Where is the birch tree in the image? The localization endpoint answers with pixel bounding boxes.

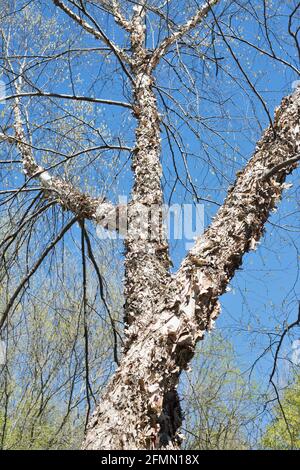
[0,0,299,450]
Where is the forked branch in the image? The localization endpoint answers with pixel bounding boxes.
[149,0,220,69]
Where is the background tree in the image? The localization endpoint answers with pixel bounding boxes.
[183,332,261,450]
[262,374,300,450]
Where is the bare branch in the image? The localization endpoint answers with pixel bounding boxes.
[12,89,118,225]
[105,0,132,31]
[5,91,132,109]
[269,302,300,385]
[53,0,132,76]
[149,0,220,69]
[82,226,121,365]
[0,216,78,332]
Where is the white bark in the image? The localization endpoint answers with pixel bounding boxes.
[123,6,171,348]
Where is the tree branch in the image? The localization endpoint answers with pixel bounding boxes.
[99,0,132,32]
[175,87,300,336]
[0,216,78,331]
[12,89,119,226]
[83,43,300,457]
[149,0,220,69]
[5,91,132,109]
[53,0,132,77]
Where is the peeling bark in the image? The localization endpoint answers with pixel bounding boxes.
[82,85,300,450]
[123,5,171,348]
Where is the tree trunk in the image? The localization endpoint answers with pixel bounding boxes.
[82,86,300,449]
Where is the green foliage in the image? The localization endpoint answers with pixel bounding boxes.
[0,405,82,450]
[0,241,122,450]
[261,376,300,450]
[183,333,260,450]
[184,332,259,450]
